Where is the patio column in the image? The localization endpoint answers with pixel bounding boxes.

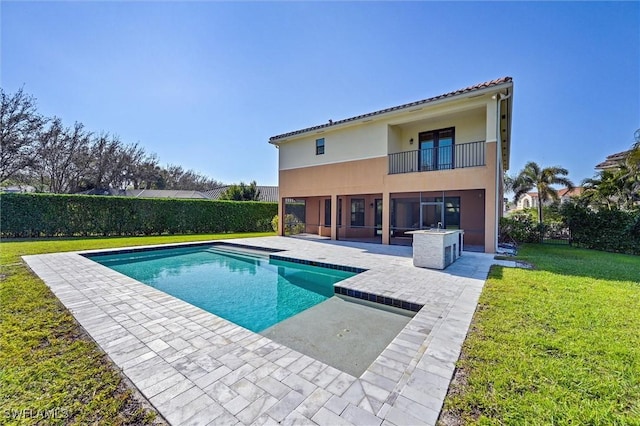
[278,198,285,236]
[484,141,498,253]
[330,194,338,240]
[382,191,390,245]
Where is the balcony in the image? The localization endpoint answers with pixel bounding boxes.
[388,140,485,175]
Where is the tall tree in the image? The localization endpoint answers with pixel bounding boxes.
[83,132,124,190]
[512,161,574,224]
[581,170,622,211]
[0,87,45,183]
[154,164,221,191]
[1,87,223,192]
[220,181,261,201]
[134,155,164,190]
[35,119,92,193]
[116,142,149,190]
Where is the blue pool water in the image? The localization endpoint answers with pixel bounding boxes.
[89,245,357,332]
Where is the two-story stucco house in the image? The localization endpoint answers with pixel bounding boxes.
[269,77,513,253]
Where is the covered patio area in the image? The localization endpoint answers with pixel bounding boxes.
[282,189,486,252]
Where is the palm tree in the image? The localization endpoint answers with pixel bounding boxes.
[581,170,621,210]
[622,137,640,205]
[580,130,640,211]
[512,161,574,224]
[503,172,515,194]
[629,129,640,171]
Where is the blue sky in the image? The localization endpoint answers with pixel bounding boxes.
[2,1,638,187]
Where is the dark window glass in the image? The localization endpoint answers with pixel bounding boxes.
[350,199,365,226]
[324,199,331,226]
[375,199,383,236]
[436,197,461,229]
[316,138,325,155]
[419,127,454,170]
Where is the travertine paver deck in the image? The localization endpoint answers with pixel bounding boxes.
[23,236,514,425]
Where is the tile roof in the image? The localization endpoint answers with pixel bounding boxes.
[557,187,583,197]
[523,187,582,199]
[204,185,278,202]
[76,187,279,202]
[595,149,631,170]
[125,189,210,199]
[269,77,513,142]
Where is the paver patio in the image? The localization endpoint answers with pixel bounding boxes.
[23,236,513,425]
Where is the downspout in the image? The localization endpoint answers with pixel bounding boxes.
[495,90,511,252]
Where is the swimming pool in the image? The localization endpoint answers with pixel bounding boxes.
[88,244,359,332]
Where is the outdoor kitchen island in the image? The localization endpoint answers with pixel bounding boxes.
[407,229,464,270]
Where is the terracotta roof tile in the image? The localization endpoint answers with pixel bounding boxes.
[595,149,631,169]
[524,187,583,199]
[269,77,513,142]
[557,187,583,197]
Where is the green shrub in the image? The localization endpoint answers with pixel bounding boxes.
[282,213,305,235]
[502,203,640,255]
[271,215,279,233]
[0,193,277,238]
[560,202,640,255]
[500,214,542,244]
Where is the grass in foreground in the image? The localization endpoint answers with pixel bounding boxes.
[0,232,274,425]
[441,244,640,425]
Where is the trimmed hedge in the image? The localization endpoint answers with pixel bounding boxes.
[502,203,640,255]
[560,203,640,255]
[0,193,277,238]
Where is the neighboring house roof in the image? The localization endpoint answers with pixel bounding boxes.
[204,185,279,202]
[0,185,36,193]
[126,189,209,199]
[269,77,513,142]
[76,186,279,201]
[78,188,127,196]
[557,187,583,197]
[77,188,207,198]
[518,187,582,203]
[595,150,631,170]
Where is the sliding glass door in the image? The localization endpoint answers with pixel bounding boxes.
[419,127,454,171]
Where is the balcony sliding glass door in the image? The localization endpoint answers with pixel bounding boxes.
[419,127,454,171]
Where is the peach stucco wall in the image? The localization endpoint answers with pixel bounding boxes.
[278,142,499,252]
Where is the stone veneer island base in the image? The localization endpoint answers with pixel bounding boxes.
[407,229,464,269]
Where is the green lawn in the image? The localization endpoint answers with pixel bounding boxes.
[441,244,640,425]
[4,235,639,425]
[0,232,274,425]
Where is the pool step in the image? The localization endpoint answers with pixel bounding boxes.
[205,246,270,261]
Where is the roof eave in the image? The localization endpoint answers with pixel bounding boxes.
[501,84,514,171]
[269,78,514,145]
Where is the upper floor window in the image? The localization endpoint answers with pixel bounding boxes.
[316,138,325,155]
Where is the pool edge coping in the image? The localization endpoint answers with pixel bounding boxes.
[22,236,500,425]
